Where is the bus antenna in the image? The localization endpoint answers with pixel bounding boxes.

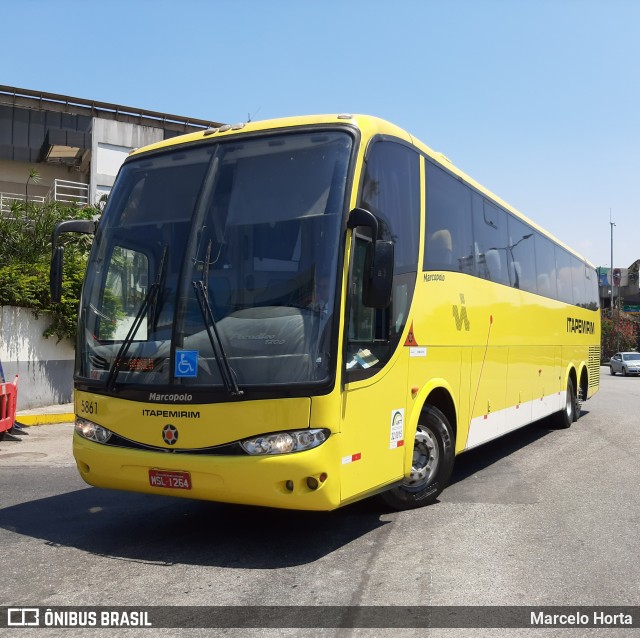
[247,107,261,123]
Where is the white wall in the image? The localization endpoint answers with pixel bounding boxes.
[90,118,164,206]
[0,158,86,199]
[0,306,75,409]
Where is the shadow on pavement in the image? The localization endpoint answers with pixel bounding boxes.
[0,483,388,569]
[449,410,590,487]
[0,411,592,564]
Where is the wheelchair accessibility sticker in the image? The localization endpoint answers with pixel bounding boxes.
[175,351,198,378]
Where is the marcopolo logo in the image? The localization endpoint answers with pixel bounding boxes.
[148,393,193,402]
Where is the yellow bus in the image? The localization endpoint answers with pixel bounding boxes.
[51,114,600,511]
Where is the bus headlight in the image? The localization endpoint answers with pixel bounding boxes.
[240,429,330,456]
[75,416,113,444]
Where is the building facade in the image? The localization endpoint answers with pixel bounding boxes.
[0,85,223,408]
[0,85,221,211]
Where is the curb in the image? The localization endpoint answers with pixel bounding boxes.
[16,413,75,426]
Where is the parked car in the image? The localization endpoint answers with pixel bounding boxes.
[609,352,640,376]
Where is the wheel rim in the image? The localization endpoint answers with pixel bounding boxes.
[403,427,440,488]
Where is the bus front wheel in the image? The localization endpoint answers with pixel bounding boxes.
[381,405,455,510]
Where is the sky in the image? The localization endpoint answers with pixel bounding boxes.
[2,0,638,268]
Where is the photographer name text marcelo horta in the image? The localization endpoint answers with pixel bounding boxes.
[531,610,633,627]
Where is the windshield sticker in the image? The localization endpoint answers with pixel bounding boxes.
[348,349,379,369]
[390,409,405,449]
[174,351,198,378]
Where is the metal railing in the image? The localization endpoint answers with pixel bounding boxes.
[46,179,89,205]
[0,192,45,214]
[0,179,89,215]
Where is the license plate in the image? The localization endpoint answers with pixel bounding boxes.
[148,469,192,490]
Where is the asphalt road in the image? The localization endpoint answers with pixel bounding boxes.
[1,366,638,637]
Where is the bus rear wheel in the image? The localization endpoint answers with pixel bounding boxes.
[554,377,577,429]
[381,405,455,510]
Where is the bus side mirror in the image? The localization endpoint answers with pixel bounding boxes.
[50,246,64,303]
[348,208,394,309]
[49,218,98,303]
[363,240,394,308]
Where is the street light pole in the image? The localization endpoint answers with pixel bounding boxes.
[610,211,615,317]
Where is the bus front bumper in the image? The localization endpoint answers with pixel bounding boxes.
[73,432,343,511]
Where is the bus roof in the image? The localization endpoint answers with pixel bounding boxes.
[128,113,594,268]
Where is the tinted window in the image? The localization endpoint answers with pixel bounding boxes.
[534,234,558,299]
[419,157,598,311]
[570,256,588,308]
[507,215,536,292]
[555,246,573,304]
[424,162,474,274]
[362,141,419,271]
[347,141,420,380]
[585,264,599,309]
[473,195,510,285]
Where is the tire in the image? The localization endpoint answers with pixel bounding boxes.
[554,377,576,429]
[623,367,628,377]
[610,366,616,376]
[381,405,455,510]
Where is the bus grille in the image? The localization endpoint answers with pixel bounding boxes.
[588,346,600,388]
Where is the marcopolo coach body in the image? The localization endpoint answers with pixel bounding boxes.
[51,113,600,511]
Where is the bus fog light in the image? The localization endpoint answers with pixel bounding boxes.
[240,429,331,456]
[307,477,319,490]
[75,416,113,444]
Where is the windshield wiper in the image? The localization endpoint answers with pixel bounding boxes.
[192,241,243,397]
[105,246,168,390]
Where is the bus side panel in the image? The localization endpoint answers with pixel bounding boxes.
[456,347,472,454]
[405,346,465,455]
[530,346,563,422]
[339,356,409,502]
[465,346,508,449]
[504,345,534,433]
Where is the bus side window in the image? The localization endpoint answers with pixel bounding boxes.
[424,161,474,273]
[555,246,574,304]
[473,196,509,286]
[585,264,599,310]
[507,214,536,292]
[346,141,419,378]
[534,234,558,299]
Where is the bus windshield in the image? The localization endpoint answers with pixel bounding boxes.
[78,130,353,393]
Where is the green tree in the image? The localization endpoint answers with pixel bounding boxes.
[0,200,97,342]
[601,312,638,361]
[25,167,41,202]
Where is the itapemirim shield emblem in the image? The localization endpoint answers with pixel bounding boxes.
[162,424,179,445]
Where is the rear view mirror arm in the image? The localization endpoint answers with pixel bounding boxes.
[49,218,98,303]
